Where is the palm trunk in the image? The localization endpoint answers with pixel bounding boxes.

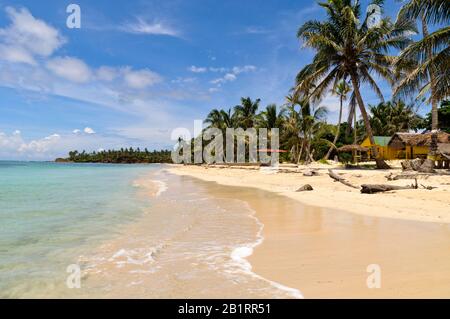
[422,16,438,165]
[354,107,357,144]
[422,17,438,133]
[324,95,343,160]
[350,74,390,169]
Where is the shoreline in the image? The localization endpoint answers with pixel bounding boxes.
[167,163,450,224]
[167,164,450,298]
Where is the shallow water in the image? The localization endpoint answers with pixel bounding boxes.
[0,162,155,298]
[0,162,299,298]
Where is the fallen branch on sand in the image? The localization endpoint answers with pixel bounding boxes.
[328,169,359,189]
[361,184,416,194]
[361,179,420,194]
[385,172,430,181]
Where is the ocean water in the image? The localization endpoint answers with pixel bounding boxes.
[0,161,156,298]
[0,162,301,298]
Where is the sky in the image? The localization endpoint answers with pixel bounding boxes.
[0,0,423,160]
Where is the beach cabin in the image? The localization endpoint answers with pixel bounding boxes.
[388,132,450,160]
[360,136,393,160]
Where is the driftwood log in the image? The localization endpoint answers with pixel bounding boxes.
[361,179,418,194]
[401,159,436,173]
[328,169,359,189]
[385,173,430,181]
[361,184,414,194]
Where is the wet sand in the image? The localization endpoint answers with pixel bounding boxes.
[170,165,450,298]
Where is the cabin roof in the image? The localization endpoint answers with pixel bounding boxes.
[371,136,392,147]
[388,132,450,147]
[338,144,369,152]
[438,143,450,155]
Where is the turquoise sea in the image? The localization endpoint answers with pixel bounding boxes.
[0,161,155,297]
[0,161,303,299]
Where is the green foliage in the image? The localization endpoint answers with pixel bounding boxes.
[65,149,172,164]
[369,100,424,136]
[423,100,450,133]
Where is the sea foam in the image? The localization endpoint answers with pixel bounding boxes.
[229,201,304,299]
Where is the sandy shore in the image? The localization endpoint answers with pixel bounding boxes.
[168,163,450,298]
[168,162,450,223]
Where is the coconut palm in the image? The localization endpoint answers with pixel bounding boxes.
[394,0,450,131]
[205,109,224,129]
[324,80,351,160]
[205,108,235,130]
[233,97,261,129]
[369,100,423,135]
[257,104,285,129]
[295,0,415,168]
[282,94,304,162]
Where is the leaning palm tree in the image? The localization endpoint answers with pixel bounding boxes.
[295,0,415,168]
[394,0,450,132]
[324,80,351,160]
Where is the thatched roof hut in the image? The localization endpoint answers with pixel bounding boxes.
[438,143,450,155]
[388,132,450,149]
[337,144,369,152]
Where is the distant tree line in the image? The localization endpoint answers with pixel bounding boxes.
[58,148,173,164]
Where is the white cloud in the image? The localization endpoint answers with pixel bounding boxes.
[171,77,197,84]
[0,130,134,160]
[232,65,256,74]
[96,66,119,82]
[84,127,96,134]
[0,130,61,155]
[123,68,162,89]
[46,56,92,83]
[0,44,36,65]
[188,66,207,73]
[73,129,81,134]
[0,7,65,63]
[121,17,179,37]
[243,26,270,35]
[211,73,237,85]
[209,65,256,87]
[209,67,228,73]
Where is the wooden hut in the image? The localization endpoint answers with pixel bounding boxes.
[337,144,369,163]
[360,136,393,160]
[388,132,450,160]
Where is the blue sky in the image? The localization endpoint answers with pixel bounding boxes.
[0,0,423,160]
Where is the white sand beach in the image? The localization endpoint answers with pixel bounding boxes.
[168,163,450,298]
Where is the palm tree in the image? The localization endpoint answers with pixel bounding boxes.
[234,97,261,129]
[295,0,415,168]
[369,100,423,135]
[301,102,328,163]
[282,94,304,162]
[205,109,223,129]
[324,80,351,160]
[394,0,450,132]
[257,104,285,129]
[205,108,235,130]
